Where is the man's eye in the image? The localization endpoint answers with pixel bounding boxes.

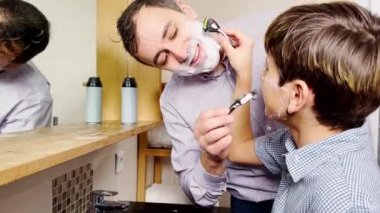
[166,24,177,40]
[157,52,168,66]
[170,28,177,40]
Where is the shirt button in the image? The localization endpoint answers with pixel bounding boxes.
[266,125,272,132]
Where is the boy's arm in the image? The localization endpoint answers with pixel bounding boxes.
[228,80,262,165]
[228,68,262,165]
[218,30,262,165]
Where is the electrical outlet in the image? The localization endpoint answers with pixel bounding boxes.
[115,150,125,174]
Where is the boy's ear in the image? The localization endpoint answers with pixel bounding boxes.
[175,0,197,19]
[286,80,311,115]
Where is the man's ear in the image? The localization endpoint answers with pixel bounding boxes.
[175,0,197,19]
[286,80,311,115]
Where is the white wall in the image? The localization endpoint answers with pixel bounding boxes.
[25,0,97,125]
[368,109,379,158]
[354,0,379,159]
[368,0,380,160]
[189,0,294,23]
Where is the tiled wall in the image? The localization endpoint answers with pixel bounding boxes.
[52,164,93,213]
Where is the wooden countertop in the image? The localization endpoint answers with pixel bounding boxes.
[0,121,161,187]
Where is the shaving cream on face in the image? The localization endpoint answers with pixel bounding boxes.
[261,77,291,121]
[175,21,221,76]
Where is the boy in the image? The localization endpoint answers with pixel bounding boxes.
[195,1,380,212]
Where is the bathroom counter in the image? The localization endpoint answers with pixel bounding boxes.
[0,121,161,187]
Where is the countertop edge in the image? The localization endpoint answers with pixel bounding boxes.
[0,121,162,187]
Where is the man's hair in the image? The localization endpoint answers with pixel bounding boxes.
[117,0,181,61]
[0,0,50,64]
[265,2,380,130]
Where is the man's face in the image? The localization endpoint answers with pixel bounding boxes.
[134,6,221,76]
[0,49,17,70]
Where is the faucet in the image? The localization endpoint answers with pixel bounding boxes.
[89,190,129,213]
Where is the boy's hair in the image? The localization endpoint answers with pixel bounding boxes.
[0,0,50,64]
[265,1,380,130]
[117,0,181,60]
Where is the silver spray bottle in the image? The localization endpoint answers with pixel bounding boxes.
[85,77,102,123]
[121,76,137,123]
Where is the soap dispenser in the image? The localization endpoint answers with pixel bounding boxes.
[121,76,137,123]
[85,77,102,123]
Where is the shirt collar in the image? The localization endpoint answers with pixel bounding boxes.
[197,58,235,81]
[284,124,369,182]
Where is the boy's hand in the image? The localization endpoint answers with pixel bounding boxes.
[218,30,254,81]
[194,108,233,162]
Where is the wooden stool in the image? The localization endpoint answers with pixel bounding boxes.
[137,132,171,201]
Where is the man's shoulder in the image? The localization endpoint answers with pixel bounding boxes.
[22,62,48,86]
[3,62,50,99]
[21,61,46,77]
[7,61,46,80]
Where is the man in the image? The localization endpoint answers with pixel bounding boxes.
[0,0,52,133]
[117,0,282,212]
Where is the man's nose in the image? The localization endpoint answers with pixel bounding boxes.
[167,43,188,63]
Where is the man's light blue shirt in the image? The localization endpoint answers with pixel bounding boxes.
[0,62,52,133]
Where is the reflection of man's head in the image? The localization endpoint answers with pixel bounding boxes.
[117,0,221,76]
[0,0,50,70]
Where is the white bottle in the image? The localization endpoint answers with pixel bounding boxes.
[85,77,102,123]
[121,76,137,123]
